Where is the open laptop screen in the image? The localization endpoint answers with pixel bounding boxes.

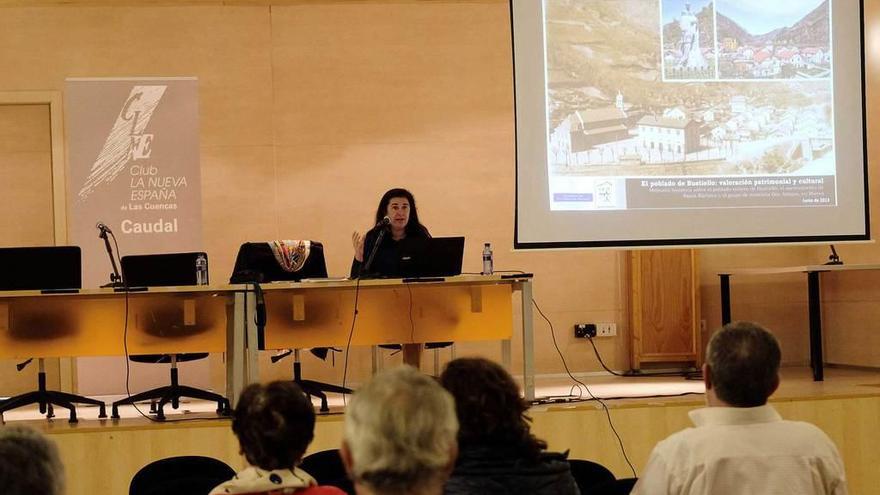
[0,246,81,291]
[121,252,206,287]
[397,236,465,278]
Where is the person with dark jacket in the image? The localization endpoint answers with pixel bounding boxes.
[350,187,432,366]
[350,187,431,278]
[439,358,581,495]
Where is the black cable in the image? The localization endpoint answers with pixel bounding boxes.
[595,391,702,401]
[531,391,703,404]
[587,336,626,377]
[532,298,587,399]
[341,277,362,406]
[111,231,158,423]
[532,298,637,478]
[587,335,697,378]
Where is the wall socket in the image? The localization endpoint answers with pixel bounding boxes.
[574,323,597,338]
[596,322,617,337]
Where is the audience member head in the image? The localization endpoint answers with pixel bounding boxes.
[0,425,64,495]
[342,366,458,495]
[704,321,782,407]
[232,381,316,470]
[440,357,546,460]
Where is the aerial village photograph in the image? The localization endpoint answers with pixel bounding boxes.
[716,0,831,80]
[544,0,835,182]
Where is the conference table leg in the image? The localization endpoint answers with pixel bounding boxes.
[245,290,260,386]
[501,339,512,371]
[807,271,824,382]
[226,292,248,407]
[720,274,731,325]
[520,279,535,401]
[402,344,422,367]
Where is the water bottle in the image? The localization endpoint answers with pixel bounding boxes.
[481,243,493,275]
[195,254,208,285]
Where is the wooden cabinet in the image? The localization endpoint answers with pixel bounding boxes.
[629,249,701,370]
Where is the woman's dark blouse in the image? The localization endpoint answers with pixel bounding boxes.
[350,226,430,278]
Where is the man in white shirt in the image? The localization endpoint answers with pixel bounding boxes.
[632,321,847,495]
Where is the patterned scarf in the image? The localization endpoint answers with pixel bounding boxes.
[269,240,311,273]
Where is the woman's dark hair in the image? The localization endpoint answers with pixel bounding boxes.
[440,358,546,460]
[232,381,316,471]
[373,188,429,237]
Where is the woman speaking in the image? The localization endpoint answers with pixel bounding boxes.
[351,188,432,366]
[350,188,431,278]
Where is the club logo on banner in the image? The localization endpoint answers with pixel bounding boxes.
[65,78,202,288]
[78,85,167,201]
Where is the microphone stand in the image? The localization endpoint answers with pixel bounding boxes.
[360,228,388,279]
[825,244,843,265]
[99,228,124,288]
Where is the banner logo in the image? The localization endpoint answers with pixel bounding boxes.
[78,85,167,200]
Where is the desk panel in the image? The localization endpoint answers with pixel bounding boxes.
[0,290,233,358]
[262,283,513,348]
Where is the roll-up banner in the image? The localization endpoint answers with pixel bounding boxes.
[65,77,202,288]
[65,77,204,395]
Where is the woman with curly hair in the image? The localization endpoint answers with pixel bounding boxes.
[210,381,345,495]
[439,358,580,495]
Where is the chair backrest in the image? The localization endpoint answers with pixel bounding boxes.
[589,477,637,495]
[299,449,355,495]
[0,246,81,290]
[122,252,207,287]
[230,241,328,283]
[568,459,616,494]
[129,455,235,495]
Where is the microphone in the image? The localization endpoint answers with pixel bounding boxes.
[376,216,391,228]
[96,222,112,236]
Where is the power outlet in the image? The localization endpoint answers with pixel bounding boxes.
[596,322,617,337]
[574,323,597,338]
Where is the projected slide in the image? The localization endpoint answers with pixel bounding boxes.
[545,0,835,212]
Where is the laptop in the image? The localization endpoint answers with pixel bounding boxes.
[0,246,82,291]
[397,236,465,278]
[121,252,206,287]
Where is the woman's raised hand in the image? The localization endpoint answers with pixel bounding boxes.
[352,231,365,262]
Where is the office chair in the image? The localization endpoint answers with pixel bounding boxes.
[0,246,107,423]
[372,342,455,375]
[568,459,617,494]
[129,455,235,495]
[300,449,356,495]
[270,347,350,413]
[110,252,231,420]
[231,241,353,412]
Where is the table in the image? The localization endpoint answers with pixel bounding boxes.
[0,285,247,402]
[0,275,537,408]
[239,274,537,400]
[718,264,880,381]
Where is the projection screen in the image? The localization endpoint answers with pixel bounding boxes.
[512,0,868,248]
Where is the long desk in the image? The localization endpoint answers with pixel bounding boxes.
[0,275,536,411]
[0,285,248,404]
[240,275,537,401]
[718,264,880,382]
